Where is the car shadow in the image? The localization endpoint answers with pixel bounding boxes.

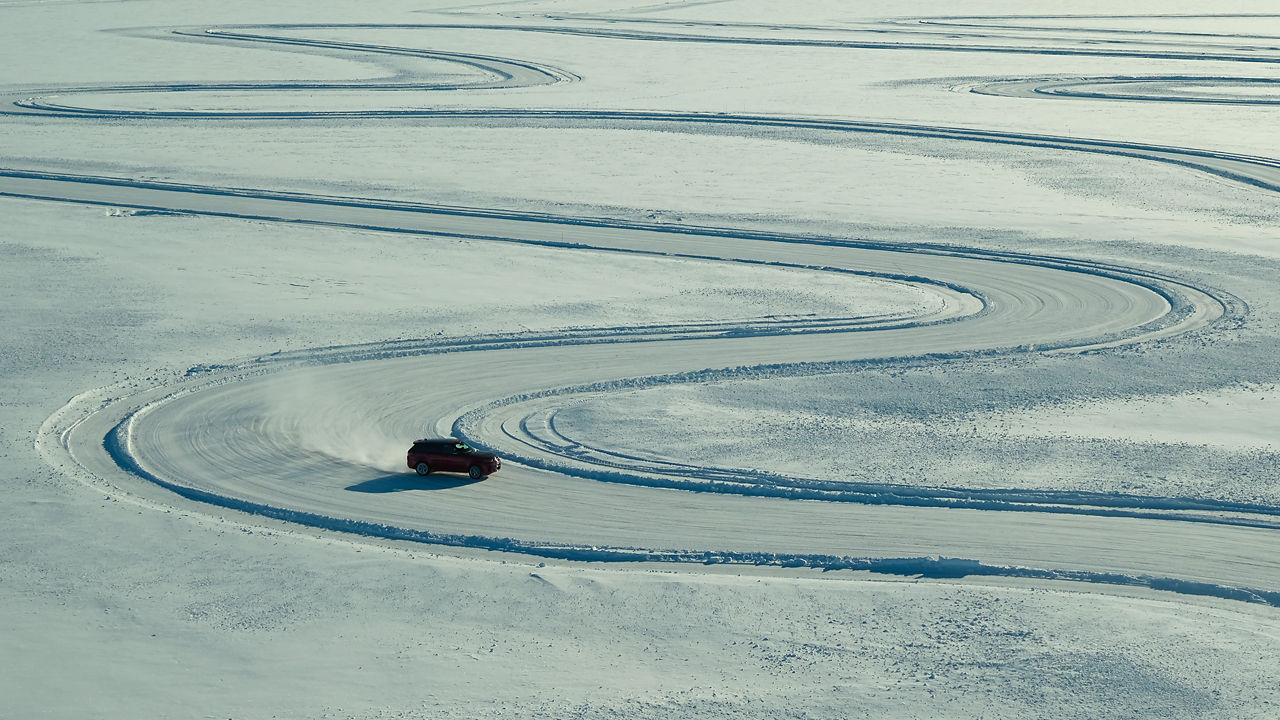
[345,473,484,493]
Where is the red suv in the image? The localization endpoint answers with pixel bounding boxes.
[407,438,501,480]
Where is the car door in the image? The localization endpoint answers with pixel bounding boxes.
[431,443,459,472]
[448,444,471,472]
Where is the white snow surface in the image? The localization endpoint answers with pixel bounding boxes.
[4,1,1280,718]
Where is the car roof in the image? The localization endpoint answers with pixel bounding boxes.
[413,438,460,444]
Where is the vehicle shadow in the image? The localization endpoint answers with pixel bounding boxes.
[345,473,484,493]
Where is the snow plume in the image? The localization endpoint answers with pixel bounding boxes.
[259,369,409,474]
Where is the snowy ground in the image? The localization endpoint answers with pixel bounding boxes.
[4,1,1280,718]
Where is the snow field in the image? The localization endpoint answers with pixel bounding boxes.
[546,362,1280,505]
[6,492,1280,719]
[4,0,1280,717]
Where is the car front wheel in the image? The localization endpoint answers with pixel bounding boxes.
[468,465,483,480]
[415,462,431,476]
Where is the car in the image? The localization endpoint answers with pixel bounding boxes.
[407,438,501,480]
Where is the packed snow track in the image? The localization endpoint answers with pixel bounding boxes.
[22,167,1269,605]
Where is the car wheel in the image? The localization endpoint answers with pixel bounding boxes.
[468,465,483,480]
[415,462,431,476]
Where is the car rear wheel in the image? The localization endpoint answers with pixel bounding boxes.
[415,462,431,476]
[468,465,483,480]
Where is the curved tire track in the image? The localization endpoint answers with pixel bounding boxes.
[10,19,1280,121]
[969,76,1280,106]
[2,25,575,118]
[12,167,1259,606]
[501,15,1280,63]
[472,385,1280,525]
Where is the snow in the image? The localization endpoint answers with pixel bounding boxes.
[540,365,1280,505]
[4,0,1280,717]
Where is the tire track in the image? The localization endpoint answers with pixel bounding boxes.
[968,76,1280,106]
[13,166,1245,602]
[1,25,575,119]
[7,103,1280,196]
[475,387,1280,527]
[9,19,1280,121]
[504,15,1280,63]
